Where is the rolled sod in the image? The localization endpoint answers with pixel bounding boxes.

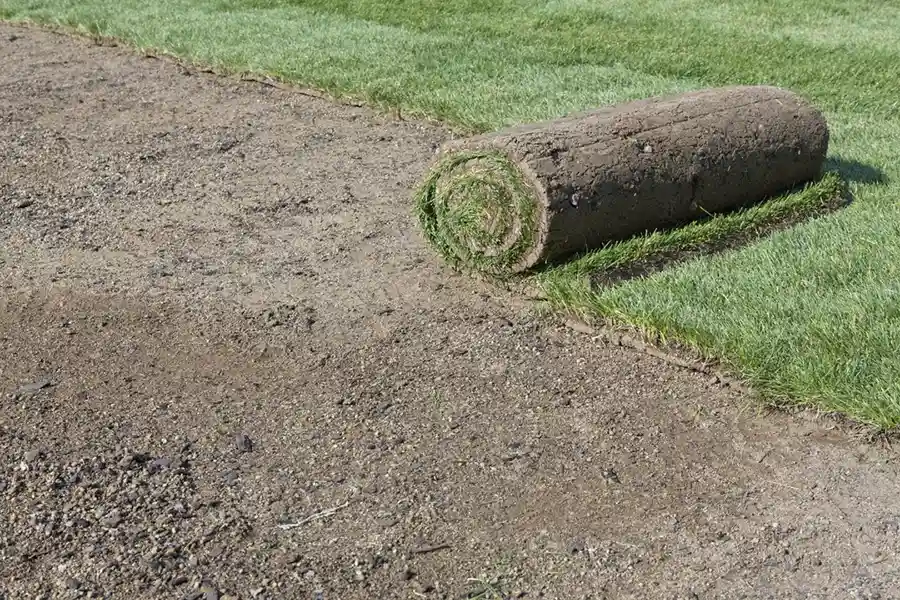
[414,85,830,276]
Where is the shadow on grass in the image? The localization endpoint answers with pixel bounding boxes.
[825,155,889,186]
[584,175,853,289]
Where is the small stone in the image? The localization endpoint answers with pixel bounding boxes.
[101,510,122,528]
[601,468,620,484]
[8,34,18,42]
[172,575,188,586]
[14,199,34,209]
[24,449,42,462]
[187,556,199,568]
[217,137,239,153]
[65,577,81,590]
[223,470,239,485]
[16,379,53,395]
[200,581,219,600]
[234,433,253,453]
[250,588,265,597]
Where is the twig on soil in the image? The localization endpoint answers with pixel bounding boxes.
[277,502,350,530]
[411,543,451,555]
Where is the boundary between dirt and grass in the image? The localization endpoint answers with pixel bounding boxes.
[2,9,897,433]
[0,18,859,410]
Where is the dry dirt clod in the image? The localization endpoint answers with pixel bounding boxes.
[148,457,172,472]
[65,577,81,590]
[101,509,122,528]
[234,433,253,453]
[16,378,53,395]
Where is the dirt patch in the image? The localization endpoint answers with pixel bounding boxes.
[2,24,900,600]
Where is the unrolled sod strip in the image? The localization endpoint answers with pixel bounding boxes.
[414,85,830,276]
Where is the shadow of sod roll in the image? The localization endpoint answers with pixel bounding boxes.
[414,85,830,278]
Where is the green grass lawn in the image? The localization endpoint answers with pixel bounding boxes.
[2,0,899,428]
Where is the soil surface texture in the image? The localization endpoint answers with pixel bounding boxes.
[2,24,899,600]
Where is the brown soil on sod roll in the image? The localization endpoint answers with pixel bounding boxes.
[418,85,829,274]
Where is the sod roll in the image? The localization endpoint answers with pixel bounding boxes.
[415,85,829,275]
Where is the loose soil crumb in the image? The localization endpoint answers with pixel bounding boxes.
[2,24,900,600]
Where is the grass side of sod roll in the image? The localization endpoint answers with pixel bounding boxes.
[415,150,540,277]
[2,0,899,428]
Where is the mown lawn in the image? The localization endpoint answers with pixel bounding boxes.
[2,0,899,428]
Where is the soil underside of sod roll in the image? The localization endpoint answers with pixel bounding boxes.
[415,85,830,276]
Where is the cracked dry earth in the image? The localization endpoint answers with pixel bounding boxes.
[2,23,900,600]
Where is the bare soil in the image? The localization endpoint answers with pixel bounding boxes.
[2,23,900,600]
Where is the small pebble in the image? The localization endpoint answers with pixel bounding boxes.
[200,581,219,600]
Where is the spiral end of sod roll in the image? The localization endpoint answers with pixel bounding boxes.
[414,150,547,278]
